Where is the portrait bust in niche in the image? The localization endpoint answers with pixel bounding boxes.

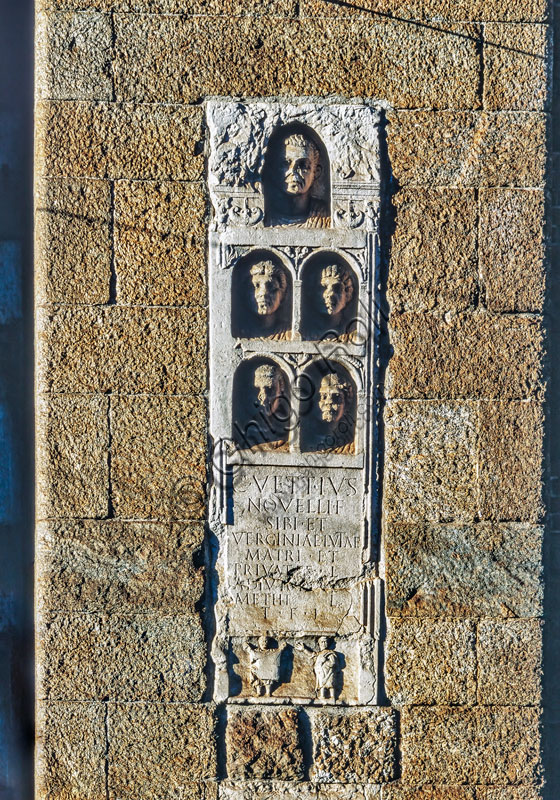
[264,125,330,228]
[232,254,292,340]
[301,364,355,454]
[233,360,290,451]
[301,255,358,341]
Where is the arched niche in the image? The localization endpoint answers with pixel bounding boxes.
[232,357,292,451]
[299,360,356,454]
[231,250,292,340]
[262,122,331,228]
[300,252,359,341]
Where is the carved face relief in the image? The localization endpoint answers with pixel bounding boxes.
[258,635,270,650]
[254,364,286,418]
[320,264,353,316]
[278,134,322,199]
[250,261,287,316]
[318,636,330,651]
[319,373,350,425]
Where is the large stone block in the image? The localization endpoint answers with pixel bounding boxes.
[36,101,205,180]
[219,782,381,799]
[385,618,476,705]
[387,313,544,400]
[301,0,548,21]
[479,189,545,312]
[401,706,541,785]
[484,24,551,111]
[478,401,544,522]
[36,701,106,800]
[35,177,111,305]
[384,401,477,523]
[38,612,206,701]
[36,394,109,519]
[475,789,542,800]
[111,395,206,520]
[226,707,304,781]
[37,519,204,613]
[113,16,480,109]
[389,189,477,312]
[38,305,207,394]
[36,11,113,101]
[477,620,542,705]
[385,522,543,618]
[383,787,475,800]
[108,703,216,797]
[114,180,207,306]
[310,707,397,783]
[41,0,296,12]
[387,111,546,188]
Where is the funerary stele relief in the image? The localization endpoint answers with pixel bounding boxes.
[208,100,383,705]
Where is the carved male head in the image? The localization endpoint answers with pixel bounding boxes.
[277,133,322,199]
[250,260,288,316]
[318,636,330,651]
[254,364,286,418]
[318,372,352,425]
[320,263,354,316]
[258,635,270,650]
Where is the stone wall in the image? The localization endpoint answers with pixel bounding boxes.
[35,1,549,798]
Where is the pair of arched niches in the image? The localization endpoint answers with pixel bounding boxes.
[208,107,380,463]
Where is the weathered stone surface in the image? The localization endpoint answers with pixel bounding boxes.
[479,189,545,312]
[37,520,204,613]
[35,177,111,305]
[114,180,207,306]
[388,189,477,312]
[385,522,543,618]
[226,707,304,781]
[108,703,216,796]
[301,0,548,21]
[401,706,541,785]
[477,620,542,705]
[111,395,206,520]
[36,394,109,519]
[36,12,113,101]
[386,618,476,705]
[311,708,397,783]
[478,401,544,522]
[39,612,206,701]
[37,701,106,800]
[38,305,207,394]
[388,111,546,187]
[113,16,480,109]
[484,24,550,111]
[384,787,475,800]
[41,0,296,12]
[219,783,381,799]
[37,101,205,180]
[384,401,477,522]
[475,789,542,800]
[387,313,544,400]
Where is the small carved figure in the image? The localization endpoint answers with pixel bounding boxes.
[250,363,290,450]
[248,261,290,339]
[267,131,330,228]
[254,364,286,419]
[317,372,354,454]
[320,263,354,317]
[296,636,340,700]
[243,635,287,697]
